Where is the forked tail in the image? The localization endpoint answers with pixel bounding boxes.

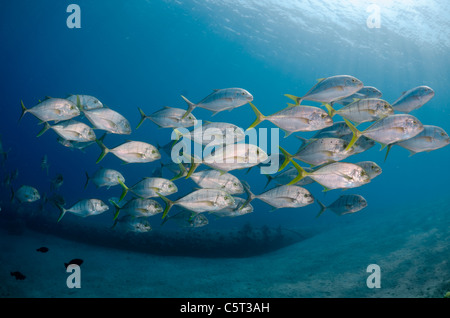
[180,95,197,120]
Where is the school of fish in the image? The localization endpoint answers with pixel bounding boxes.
[3,76,448,232]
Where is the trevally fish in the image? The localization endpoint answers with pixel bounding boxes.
[316,194,368,217]
[48,193,66,207]
[95,139,160,164]
[212,197,254,218]
[113,215,152,232]
[278,138,353,170]
[180,88,253,119]
[288,160,371,191]
[312,121,352,139]
[158,188,235,219]
[285,75,364,106]
[241,182,314,211]
[340,134,375,154]
[344,114,424,151]
[335,86,383,106]
[264,166,314,189]
[37,119,96,142]
[50,173,64,191]
[11,185,40,203]
[173,122,245,146]
[84,107,131,135]
[66,94,103,111]
[384,125,450,160]
[391,86,435,113]
[189,169,244,195]
[19,98,80,123]
[324,98,394,125]
[118,177,177,202]
[56,198,109,222]
[247,102,333,137]
[183,143,269,177]
[355,161,382,180]
[85,168,125,189]
[110,197,163,220]
[57,132,105,152]
[57,138,93,151]
[137,106,197,129]
[161,210,209,228]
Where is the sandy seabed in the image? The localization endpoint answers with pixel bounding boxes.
[1,197,449,298]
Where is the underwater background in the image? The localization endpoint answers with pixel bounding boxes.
[1,0,449,298]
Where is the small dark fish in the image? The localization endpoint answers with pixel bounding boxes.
[36,247,49,253]
[64,258,83,269]
[11,271,26,280]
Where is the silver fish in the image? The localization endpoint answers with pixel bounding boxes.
[285,75,364,105]
[158,188,235,218]
[392,86,435,113]
[11,185,40,203]
[325,98,394,125]
[56,198,109,222]
[278,138,353,170]
[118,177,177,202]
[96,139,160,164]
[50,173,64,191]
[317,194,368,217]
[190,169,244,195]
[344,114,424,151]
[289,161,371,191]
[66,95,103,111]
[247,102,333,137]
[38,119,96,142]
[57,137,95,152]
[19,98,80,123]
[85,168,125,189]
[355,161,382,180]
[385,125,450,159]
[340,134,375,155]
[137,106,197,129]
[184,143,269,177]
[242,182,314,210]
[84,107,131,135]
[110,197,163,220]
[173,122,245,146]
[113,215,152,232]
[335,86,382,106]
[181,88,253,119]
[213,197,254,218]
[312,121,352,139]
[161,210,209,228]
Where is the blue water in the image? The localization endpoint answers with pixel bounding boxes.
[1,1,449,298]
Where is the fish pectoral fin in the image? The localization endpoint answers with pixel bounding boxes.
[393,127,406,133]
[418,136,433,143]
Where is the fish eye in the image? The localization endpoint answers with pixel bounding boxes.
[152,150,156,154]
[441,132,446,136]
[321,113,327,118]
[352,78,356,82]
